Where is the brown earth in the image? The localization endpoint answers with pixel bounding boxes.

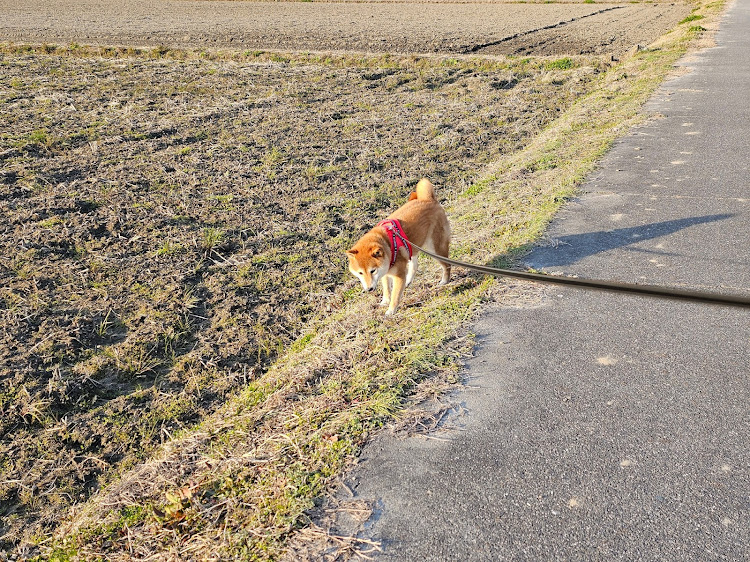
[0,0,691,56]
[1,48,611,555]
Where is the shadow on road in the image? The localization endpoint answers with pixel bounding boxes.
[528,214,733,267]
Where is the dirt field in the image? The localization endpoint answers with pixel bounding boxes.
[0,46,611,555]
[0,0,690,56]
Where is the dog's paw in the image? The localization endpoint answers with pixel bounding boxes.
[384,308,396,316]
[379,299,390,307]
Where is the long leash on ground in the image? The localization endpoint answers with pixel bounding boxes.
[408,242,750,309]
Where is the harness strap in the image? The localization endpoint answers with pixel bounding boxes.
[378,219,413,266]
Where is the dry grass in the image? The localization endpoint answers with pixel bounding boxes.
[0,45,604,557]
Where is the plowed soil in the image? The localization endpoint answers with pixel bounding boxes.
[0,0,694,557]
[1,47,612,554]
[1,0,691,56]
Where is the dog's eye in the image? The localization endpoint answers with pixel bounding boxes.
[370,269,376,274]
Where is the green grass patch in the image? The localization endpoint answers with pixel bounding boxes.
[680,14,705,24]
[545,57,574,70]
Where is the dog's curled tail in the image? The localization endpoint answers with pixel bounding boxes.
[409,178,435,202]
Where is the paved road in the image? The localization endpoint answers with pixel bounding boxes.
[340,0,750,559]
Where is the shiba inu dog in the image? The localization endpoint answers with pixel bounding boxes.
[346,178,451,315]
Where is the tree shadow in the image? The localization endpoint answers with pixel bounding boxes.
[527,214,733,268]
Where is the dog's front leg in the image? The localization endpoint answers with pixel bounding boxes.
[379,276,391,307]
[385,275,406,316]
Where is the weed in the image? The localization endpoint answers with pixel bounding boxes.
[151,45,171,58]
[39,216,63,228]
[155,240,185,257]
[200,227,225,255]
[95,309,116,339]
[545,57,574,71]
[19,129,52,149]
[679,14,705,24]
[112,345,162,379]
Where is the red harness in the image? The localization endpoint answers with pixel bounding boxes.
[378,219,413,267]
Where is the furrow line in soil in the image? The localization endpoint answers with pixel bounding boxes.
[464,5,625,53]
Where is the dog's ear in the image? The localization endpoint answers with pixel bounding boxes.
[372,248,383,258]
[346,248,358,255]
[408,192,418,201]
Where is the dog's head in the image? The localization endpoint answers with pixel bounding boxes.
[346,240,390,292]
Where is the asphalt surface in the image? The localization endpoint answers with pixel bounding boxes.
[340,1,750,559]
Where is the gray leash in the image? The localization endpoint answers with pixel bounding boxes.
[409,242,750,309]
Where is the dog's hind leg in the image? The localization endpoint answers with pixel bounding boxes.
[435,238,451,285]
[405,256,418,287]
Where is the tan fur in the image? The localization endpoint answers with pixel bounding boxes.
[346,178,451,315]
